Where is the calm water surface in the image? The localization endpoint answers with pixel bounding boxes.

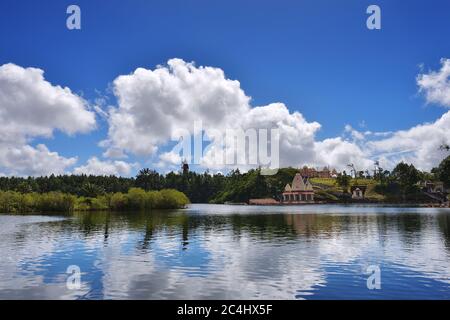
[0,204,449,300]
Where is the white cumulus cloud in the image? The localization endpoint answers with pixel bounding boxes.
[101,58,450,173]
[102,58,250,156]
[103,60,325,170]
[73,157,137,176]
[0,63,96,176]
[0,144,77,176]
[3,59,449,177]
[366,110,450,170]
[417,58,450,107]
[0,63,96,142]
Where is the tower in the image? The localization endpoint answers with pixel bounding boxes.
[181,159,189,175]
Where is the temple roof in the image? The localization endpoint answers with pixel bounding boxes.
[292,173,306,191]
[281,173,313,192]
[304,178,314,191]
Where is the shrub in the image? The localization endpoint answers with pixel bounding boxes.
[146,191,163,209]
[0,191,75,213]
[0,188,189,213]
[126,188,147,209]
[35,192,76,212]
[110,192,128,210]
[159,189,190,209]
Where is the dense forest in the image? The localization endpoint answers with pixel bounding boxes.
[0,156,449,205]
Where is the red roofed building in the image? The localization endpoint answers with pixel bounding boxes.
[299,166,338,178]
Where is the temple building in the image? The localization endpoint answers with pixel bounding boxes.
[282,173,315,203]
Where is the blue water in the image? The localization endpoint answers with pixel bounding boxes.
[0,204,449,299]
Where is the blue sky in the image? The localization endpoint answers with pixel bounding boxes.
[0,0,449,176]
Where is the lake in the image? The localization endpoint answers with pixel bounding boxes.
[0,204,449,300]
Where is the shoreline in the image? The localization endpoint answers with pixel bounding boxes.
[2,202,450,215]
[235,201,450,208]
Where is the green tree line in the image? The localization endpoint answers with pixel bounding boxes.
[0,155,449,206]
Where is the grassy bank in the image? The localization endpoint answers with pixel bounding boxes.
[0,188,189,213]
[310,178,386,202]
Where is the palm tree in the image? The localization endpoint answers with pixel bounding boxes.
[81,182,105,197]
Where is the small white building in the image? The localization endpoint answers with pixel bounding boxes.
[351,185,367,200]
